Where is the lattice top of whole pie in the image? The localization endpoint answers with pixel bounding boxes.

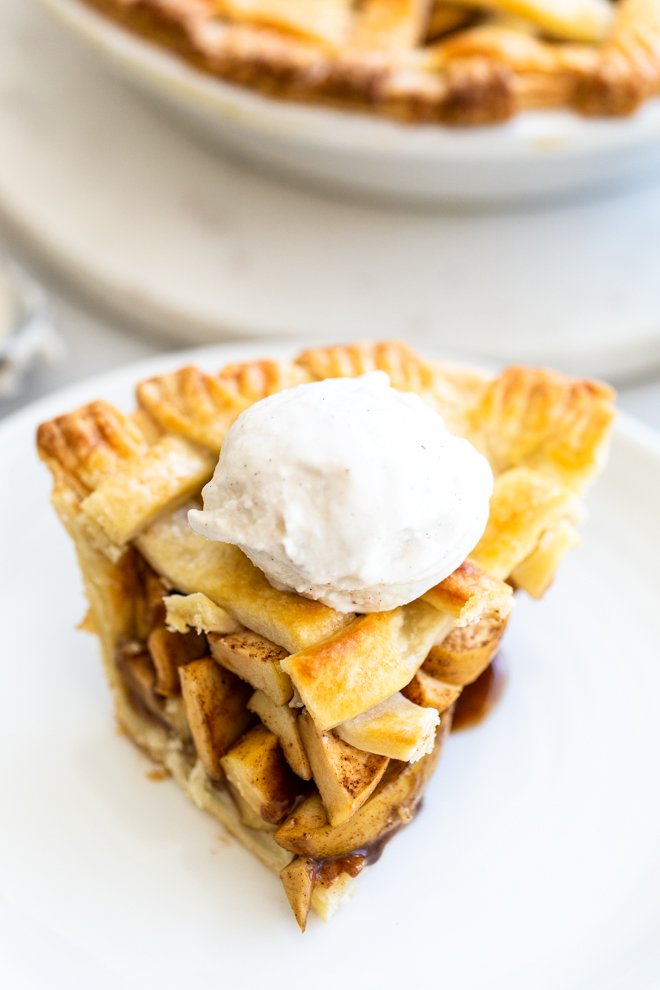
[83,0,660,122]
[37,340,615,738]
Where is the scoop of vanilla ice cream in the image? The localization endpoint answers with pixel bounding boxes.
[188,372,493,613]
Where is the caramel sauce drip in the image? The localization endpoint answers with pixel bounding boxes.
[312,853,367,886]
[452,655,507,732]
[311,817,411,886]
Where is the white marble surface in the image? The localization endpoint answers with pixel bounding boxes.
[3,0,660,381]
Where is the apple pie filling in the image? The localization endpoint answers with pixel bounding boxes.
[112,549,501,929]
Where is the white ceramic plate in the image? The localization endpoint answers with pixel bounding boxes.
[41,0,660,205]
[2,343,660,990]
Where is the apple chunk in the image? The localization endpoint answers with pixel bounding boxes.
[276,717,451,858]
[298,712,388,827]
[403,669,462,712]
[147,626,207,697]
[280,857,315,932]
[221,725,301,826]
[209,630,293,705]
[247,690,311,780]
[423,613,507,686]
[179,658,253,781]
[118,649,165,722]
[228,784,276,832]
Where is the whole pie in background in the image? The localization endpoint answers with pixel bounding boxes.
[76,0,660,123]
[36,341,615,930]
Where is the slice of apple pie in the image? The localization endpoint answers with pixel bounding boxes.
[37,341,614,930]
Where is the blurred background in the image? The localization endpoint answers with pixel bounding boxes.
[2,0,660,428]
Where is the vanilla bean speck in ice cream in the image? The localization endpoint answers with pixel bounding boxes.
[188,372,493,612]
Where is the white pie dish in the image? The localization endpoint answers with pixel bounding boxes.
[2,342,660,989]
[41,0,660,205]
